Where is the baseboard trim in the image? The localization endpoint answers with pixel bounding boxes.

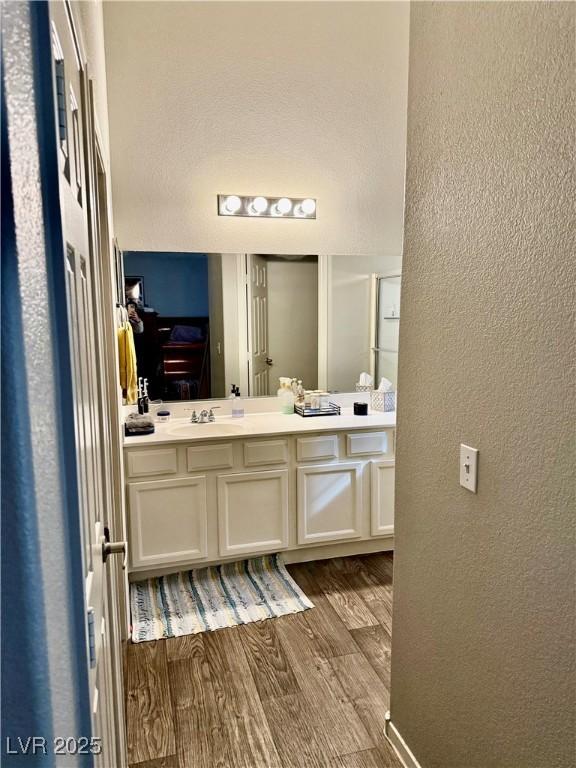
[129,537,394,581]
[385,713,423,768]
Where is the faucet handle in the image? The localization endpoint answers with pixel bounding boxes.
[208,409,216,422]
[190,410,198,423]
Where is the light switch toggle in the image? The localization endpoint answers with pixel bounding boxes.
[460,444,478,493]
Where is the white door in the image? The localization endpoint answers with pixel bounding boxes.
[50,2,125,764]
[247,254,270,395]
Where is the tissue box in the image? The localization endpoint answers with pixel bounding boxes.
[371,390,396,412]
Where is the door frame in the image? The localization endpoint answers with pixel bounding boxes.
[237,253,328,395]
[86,97,130,767]
[237,253,250,395]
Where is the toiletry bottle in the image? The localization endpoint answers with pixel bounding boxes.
[137,377,144,415]
[232,386,244,418]
[142,378,150,414]
[279,382,295,415]
[296,380,305,405]
[277,378,288,412]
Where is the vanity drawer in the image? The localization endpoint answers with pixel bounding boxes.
[126,448,178,477]
[187,443,234,472]
[244,439,289,467]
[297,435,339,462]
[346,431,389,457]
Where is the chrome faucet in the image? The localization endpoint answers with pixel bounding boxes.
[187,406,219,424]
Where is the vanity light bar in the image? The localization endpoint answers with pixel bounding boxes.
[217,194,317,219]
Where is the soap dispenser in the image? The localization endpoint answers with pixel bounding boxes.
[231,386,244,418]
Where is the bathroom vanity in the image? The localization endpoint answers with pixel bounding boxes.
[123,409,396,577]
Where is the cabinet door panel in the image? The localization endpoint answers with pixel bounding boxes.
[297,463,362,545]
[244,439,288,467]
[218,470,289,557]
[187,443,234,471]
[296,435,338,461]
[371,460,395,536]
[126,448,178,477]
[347,431,388,457]
[128,476,207,568]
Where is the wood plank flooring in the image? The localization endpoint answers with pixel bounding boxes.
[125,552,400,768]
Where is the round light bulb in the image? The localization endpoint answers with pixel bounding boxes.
[301,198,316,216]
[223,195,242,214]
[276,197,292,215]
[251,196,269,215]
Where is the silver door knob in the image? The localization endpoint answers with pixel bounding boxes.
[102,540,127,569]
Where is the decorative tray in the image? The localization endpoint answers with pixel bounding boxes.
[294,402,341,418]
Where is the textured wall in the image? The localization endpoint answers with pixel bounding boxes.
[390,3,575,768]
[103,1,409,256]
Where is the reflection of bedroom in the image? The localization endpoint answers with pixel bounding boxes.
[123,251,211,401]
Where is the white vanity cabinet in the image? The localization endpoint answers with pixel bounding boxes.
[125,427,395,575]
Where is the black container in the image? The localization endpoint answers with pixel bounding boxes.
[353,402,368,416]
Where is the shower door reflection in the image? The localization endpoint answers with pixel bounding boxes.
[372,272,401,388]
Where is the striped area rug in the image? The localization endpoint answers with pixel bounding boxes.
[130,554,314,643]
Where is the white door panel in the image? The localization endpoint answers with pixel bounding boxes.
[370,459,395,536]
[50,2,125,763]
[297,462,363,544]
[128,477,209,568]
[247,254,270,395]
[217,470,289,556]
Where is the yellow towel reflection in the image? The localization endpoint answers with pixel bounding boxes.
[117,321,138,404]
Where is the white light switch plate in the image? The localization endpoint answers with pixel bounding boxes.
[460,444,478,493]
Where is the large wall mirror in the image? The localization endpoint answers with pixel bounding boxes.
[122,251,400,401]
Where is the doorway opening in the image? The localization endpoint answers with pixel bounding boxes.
[246,254,319,397]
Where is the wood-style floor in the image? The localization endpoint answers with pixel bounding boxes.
[125,552,401,768]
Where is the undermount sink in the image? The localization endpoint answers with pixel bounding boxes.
[166,421,247,437]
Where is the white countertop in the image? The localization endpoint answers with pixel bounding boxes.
[123,408,396,447]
